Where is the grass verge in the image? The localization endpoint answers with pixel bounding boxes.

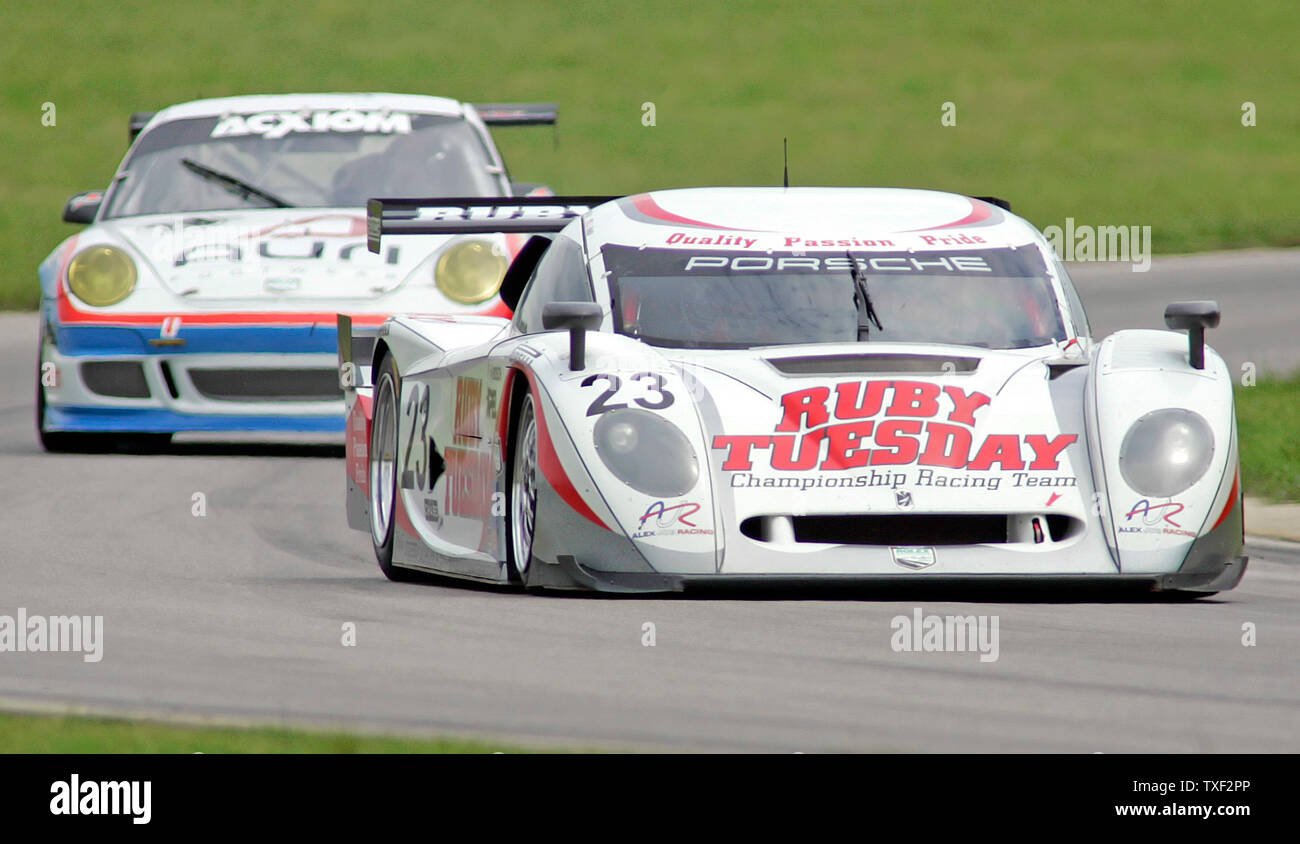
[3,0,1298,308]
[0,711,539,753]
[1236,375,1300,503]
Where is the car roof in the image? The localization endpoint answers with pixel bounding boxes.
[147,93,466,124]
[585,187,1045,252]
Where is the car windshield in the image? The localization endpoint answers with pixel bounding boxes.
[602,245,1066,350]
[103,111,504,218]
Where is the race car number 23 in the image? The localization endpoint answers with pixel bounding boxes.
[402,382,433,491]
[581,372,674,416]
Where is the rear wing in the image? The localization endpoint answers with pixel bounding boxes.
[471,102,557,126]
[366,196,620,252]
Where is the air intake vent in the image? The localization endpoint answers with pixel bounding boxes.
[741,513,1082,546]
[767,354,980,376]
[81,361,150,398]
[188,368,342,402]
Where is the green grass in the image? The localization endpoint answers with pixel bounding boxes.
[1236,376,1300,503]
[1,0,1297,309]
[0,711,538,753]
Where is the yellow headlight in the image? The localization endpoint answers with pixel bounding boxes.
[434,240,507,304]
[67,246,137,307]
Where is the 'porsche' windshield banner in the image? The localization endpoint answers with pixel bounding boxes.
[602,244,1048,278]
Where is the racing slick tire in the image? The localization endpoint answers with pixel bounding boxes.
[368,351,418,582]
[506,389,541,589]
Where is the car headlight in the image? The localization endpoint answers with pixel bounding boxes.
[67,246,137,306]
[1119,408,1215,497]
[435,239,507,304]
[594,408,699,497]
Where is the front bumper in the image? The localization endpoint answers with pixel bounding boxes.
[552,553,1249,594]
[41,320,346,434]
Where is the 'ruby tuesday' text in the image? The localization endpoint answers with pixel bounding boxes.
[711,380,1077,472]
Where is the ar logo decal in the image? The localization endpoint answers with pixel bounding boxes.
[1125,499,1183,527]
[639,501,700,529]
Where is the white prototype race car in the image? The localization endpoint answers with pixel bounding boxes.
[339,188,1246,594]
[38,92,557,449]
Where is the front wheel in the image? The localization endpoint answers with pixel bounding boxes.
[507,391,540,586]
[369,352,417,582]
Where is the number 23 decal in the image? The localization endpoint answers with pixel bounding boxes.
[402,383,431,490]
[582,372,675,416]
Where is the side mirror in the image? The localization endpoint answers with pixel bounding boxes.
[542,302,602,371]
[63,191,104,224]
[129,111,155,143]
[1164,300,1220,370]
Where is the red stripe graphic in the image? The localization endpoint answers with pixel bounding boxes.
[56,296,505,327]
[1211,470,1240,531]
[903,197,994,232]
[629,193,748,232]
[516,367,609,530]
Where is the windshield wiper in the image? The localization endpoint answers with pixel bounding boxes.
[847,252,883,340]
[180,158,291,208]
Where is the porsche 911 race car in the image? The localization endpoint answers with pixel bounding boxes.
[37,93,558,450]
[339,188,1246,594]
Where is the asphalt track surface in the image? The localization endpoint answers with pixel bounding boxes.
[2,249,1298,752]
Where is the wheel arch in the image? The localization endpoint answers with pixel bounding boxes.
[370,338,393,377]
[501,363,534,579]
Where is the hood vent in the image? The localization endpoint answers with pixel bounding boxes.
[767,353,980,376]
